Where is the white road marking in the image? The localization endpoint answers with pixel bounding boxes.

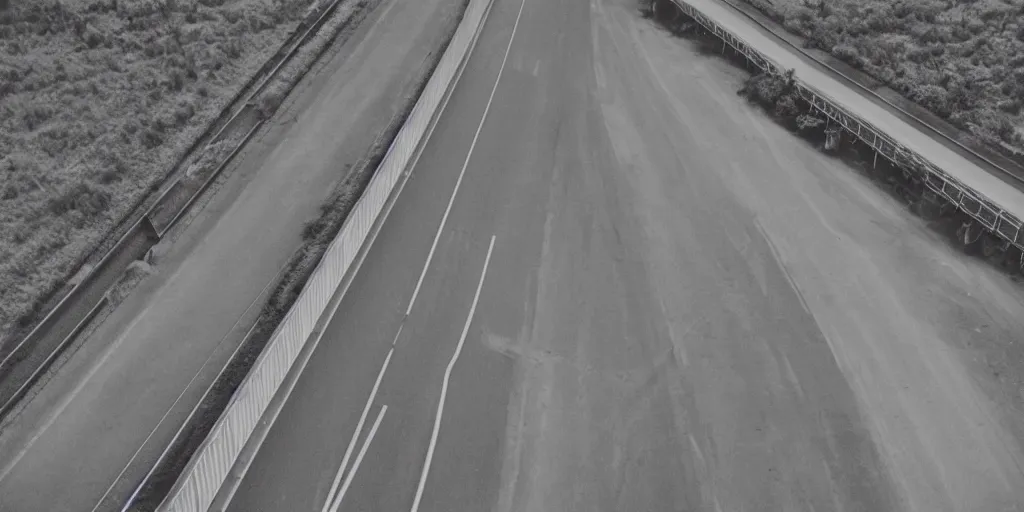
[409,235,496,512]
[329,404,388,512]
[405,0,528,316]
[532,60,540,76]
[320,329,399,512]
[218,0,513,504]
[210,204,405,511]
[10,0,496,499]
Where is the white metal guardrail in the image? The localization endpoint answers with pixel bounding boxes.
[157,0,494,508]
[715,0,1024,191]
[669,0,1024,251]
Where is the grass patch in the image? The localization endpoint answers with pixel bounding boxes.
[0,0,317,348]
[737,0,1024,150]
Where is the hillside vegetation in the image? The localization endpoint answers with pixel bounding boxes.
[742,0,1024,151]
[0,0,313,338]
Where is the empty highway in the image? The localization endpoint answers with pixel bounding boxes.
[226,0,1024,510]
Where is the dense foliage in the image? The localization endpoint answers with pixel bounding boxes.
[0,0,311,338]
[743,0,1024,149]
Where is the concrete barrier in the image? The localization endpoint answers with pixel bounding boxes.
[156,0,496,508]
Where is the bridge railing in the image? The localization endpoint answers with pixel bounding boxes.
[669,0,1024,249]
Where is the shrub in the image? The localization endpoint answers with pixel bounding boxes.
[140,127,164,148]
[796,113,825,131]
[20,103,55,131]
[83,25,106,48]
[743,70,794,105]
[743,0,1024,150]
[168,68,185,90]
[998,100,1022,116]
[172,102,195,125]
[2,183,18,200]
[832,43,861,65]
[907,84,951,117]
[48,182,112,217]
[919,26,951,44]
[774,94,802,118]
[906,46,932,64]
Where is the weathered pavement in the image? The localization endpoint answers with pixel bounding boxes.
[0,0,465,509]
[223,0,1024,511]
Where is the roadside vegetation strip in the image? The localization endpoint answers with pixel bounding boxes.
[716,0,1024,188]
[148,0,372,239]
[644,0,1024,275]
[737,0,1024,154]
[0,0,368,424]
[0,0,330,355]
[138,0,483,508]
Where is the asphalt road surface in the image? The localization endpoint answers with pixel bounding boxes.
[0,0,464,510]
[228,0,1024,510]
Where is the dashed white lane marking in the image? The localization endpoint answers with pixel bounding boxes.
[320,328,399,512]
[409,235,497,512]
[405,0,528,316]
[328,404,388,512]
[330,0,524,504]
[322,0,526,500]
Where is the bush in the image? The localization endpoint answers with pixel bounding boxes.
[743,70,794,105]
[907,84,950,117]
[796,113,825,131]
[20,103,55,131]
[750,0,1024,150]
[47,182,112,217]
[832,43,861,65]
[774,94,801,118]
[998,100,1022,116]
[0,0,325,336]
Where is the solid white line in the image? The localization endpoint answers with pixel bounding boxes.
[405,0,528,316]
[201,0,500,505]
[329,404,389,512]
[209,186,412,511]
[320,333,398,512]
[409,235,496,512]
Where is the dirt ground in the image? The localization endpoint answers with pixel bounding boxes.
[619,7,1024,508]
